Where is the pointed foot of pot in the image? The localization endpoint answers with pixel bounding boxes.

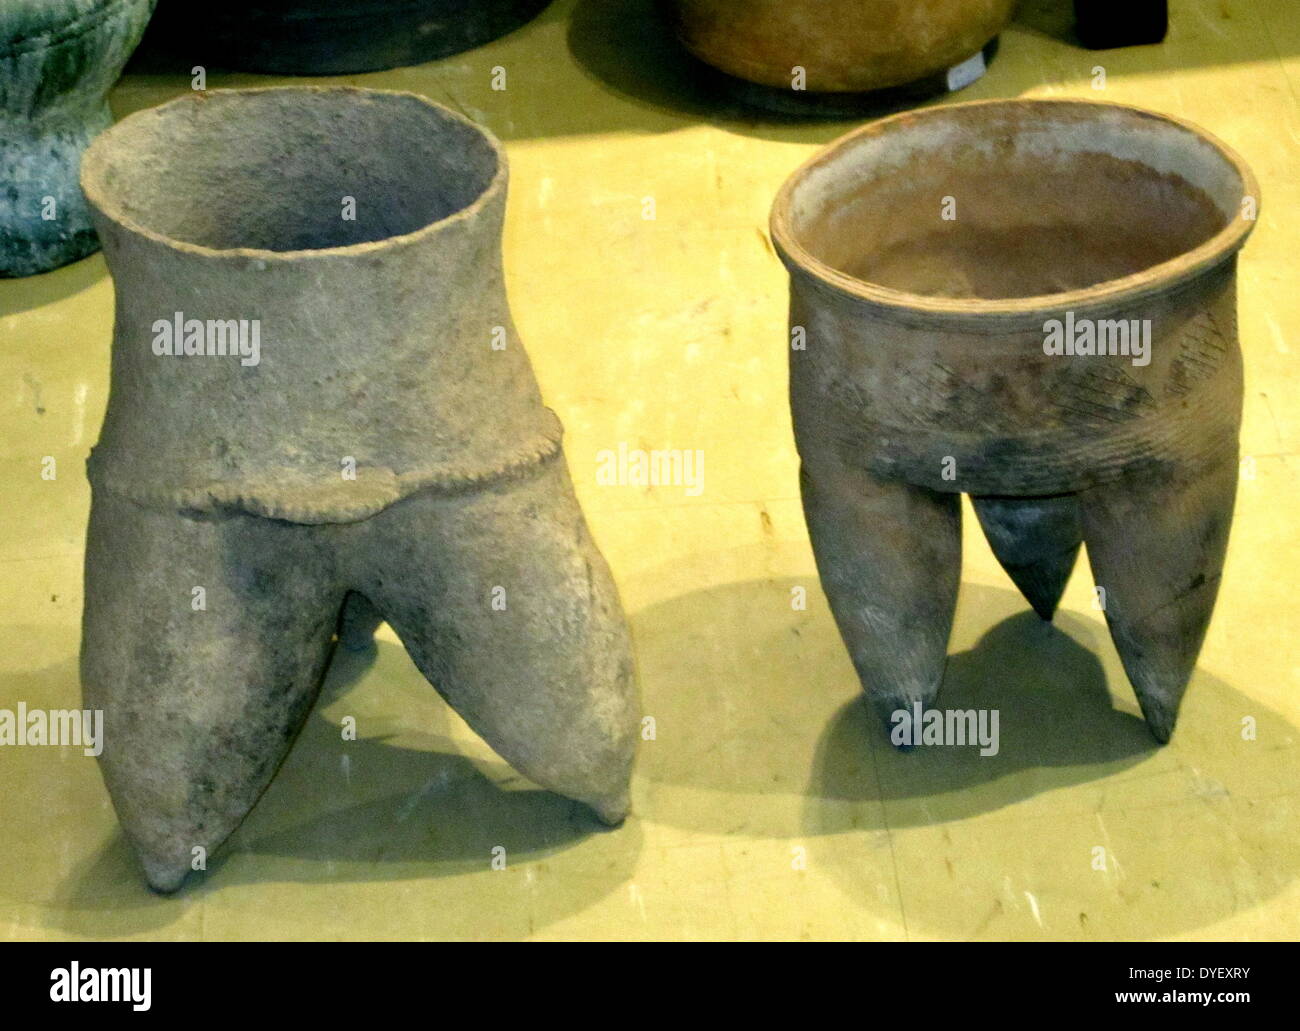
[972,493,1083,621]
[81,495,342,892]
[351,460,639,826]
[140,853,198,895]
[1079,456,1237,744]
[587,790,632,827]
[798,458,961,735]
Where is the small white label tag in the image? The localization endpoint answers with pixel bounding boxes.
[946,51,987,92]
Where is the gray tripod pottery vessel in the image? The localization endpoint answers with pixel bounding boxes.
[772,100,1259,744]
[79,87,638,893]
[1,0,155,277]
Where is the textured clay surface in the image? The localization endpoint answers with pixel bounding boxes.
[79,87,639,892]
[804,155,1226,300]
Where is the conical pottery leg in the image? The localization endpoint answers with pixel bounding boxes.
[799,457,962,731]
[347,459,638,825]
[972,494,1083,621]
[1078,454,1238,742]
[81,493,341,893]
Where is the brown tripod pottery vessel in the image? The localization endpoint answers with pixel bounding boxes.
[772,99,1259,744]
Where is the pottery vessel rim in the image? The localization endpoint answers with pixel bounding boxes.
[80,85,508,264]
[770,98,1260,324]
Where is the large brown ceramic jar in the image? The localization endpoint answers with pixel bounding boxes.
[666,0,1016,99]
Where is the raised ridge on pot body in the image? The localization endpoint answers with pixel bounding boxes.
[0,0,156,277]
[772,99,1259,745]
[79,87,638,892]
[81,87,557,524]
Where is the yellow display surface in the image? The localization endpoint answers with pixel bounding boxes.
[0,0,1295,941]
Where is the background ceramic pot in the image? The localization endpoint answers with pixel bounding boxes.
[136,0,551,75]
[0,0,155,277]
[772,99,1259,744]
[79,87,638,892]
[1075,0,1168,50]
[663,0,1016,112]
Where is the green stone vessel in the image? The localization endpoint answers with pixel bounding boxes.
[1,0,155,277]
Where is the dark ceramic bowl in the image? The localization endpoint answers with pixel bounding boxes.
[136,0,552,75]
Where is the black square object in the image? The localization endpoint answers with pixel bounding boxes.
[1074,0,1169,49]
